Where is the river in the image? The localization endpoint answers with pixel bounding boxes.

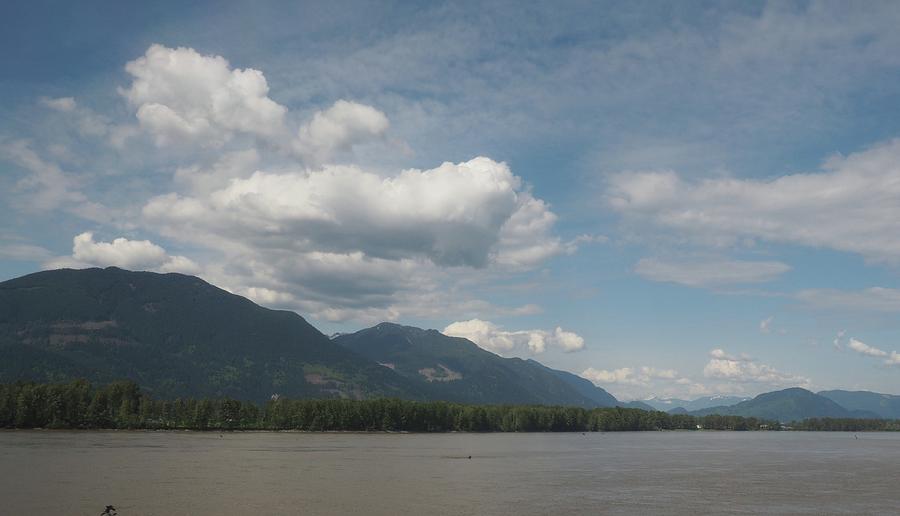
[1,430,898,515]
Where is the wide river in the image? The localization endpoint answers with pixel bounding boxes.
[1,430,898,515]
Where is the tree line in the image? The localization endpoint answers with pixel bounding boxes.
[788,418,900,431]
[2,380,891,432]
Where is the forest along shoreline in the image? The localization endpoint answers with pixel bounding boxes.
[3,380,898,433]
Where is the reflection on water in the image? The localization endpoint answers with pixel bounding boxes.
[1,430,898,515]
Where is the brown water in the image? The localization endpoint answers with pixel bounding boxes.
[1,430,898,515]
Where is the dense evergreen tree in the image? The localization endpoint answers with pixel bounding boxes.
[3,380,895,432]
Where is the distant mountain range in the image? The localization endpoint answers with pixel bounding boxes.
[1,267,897,420]
[643,395,751,413]
[817,390,900,420]
[689,388,887,422]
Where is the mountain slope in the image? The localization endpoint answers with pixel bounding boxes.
[643,395,750,412]
[334,323,618,407]
[818,390,900,419]
[0,267,419,401]
[526,359,618,407]
[691,388,858,422]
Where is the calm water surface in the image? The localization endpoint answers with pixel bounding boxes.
[1,430,898,515]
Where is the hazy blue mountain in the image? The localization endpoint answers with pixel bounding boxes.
[691,388,862,422]
[818,390,900,419]
[620,400,657,411]
[643,395,751,412]
[0,267,420,402]
[334,323,618,407]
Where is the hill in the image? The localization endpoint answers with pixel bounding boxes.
[691,388,860,422]
[334,323,619,407]
[0,267,419,402]
[818,390,900,419]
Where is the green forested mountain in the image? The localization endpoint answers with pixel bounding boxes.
[334,323,619,407]
[818,390,900,419]
[691,388,868,422]
[0,268,419,402]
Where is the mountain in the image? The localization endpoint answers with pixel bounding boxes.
[334,323,619,407]
[643,395,750,412]
[0,267,420,402]
[526,360,618,407]
[818,390,900,419]
[691,388,862,422]
[620,400,656,411]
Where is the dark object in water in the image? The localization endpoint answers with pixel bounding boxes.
[101,505,117,516]
[468,455,472,459]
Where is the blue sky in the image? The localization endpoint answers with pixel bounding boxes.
[2,0,900,399]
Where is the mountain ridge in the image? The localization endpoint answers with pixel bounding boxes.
[333,322,620,407]
[0,267,420,402]
[2,268,897,419]
[690,388,879,422]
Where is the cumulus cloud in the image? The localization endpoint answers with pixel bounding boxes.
[442,318,585,355]
[608,139,900,264]
[703,348,808,386]
[759,316,773,334]
[124,46,514,319]
[119,44,393,162]
[145,156,564,269]
[121,44,288,146]
[634,257,790,287]
[8,44,572,323]
[294,100,390,163]
[847,338,900,366]
[45,232,199,274]
[492,194,569,268]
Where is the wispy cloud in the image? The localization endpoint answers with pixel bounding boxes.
[634,257,790,287]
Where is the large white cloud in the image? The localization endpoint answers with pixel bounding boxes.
[608,139,900,264]
[45,232,199,274]
[442,318,585,355]
[4,44,573,324]
[145,156,563,269]
[113,43,573,321]
[121,44,288,146]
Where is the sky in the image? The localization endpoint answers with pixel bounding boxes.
[2,0,900,400]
